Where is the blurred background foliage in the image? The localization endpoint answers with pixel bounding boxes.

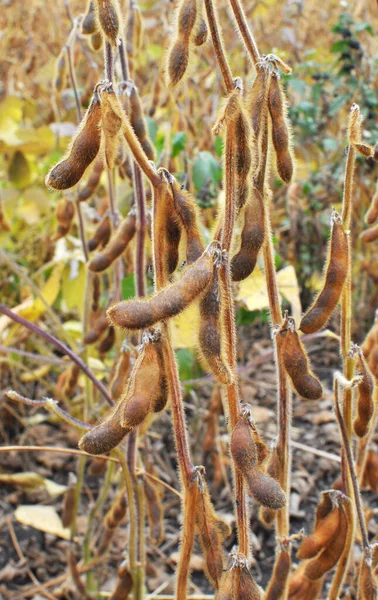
[0,0,377,378]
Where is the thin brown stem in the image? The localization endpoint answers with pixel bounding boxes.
[229,0,260,66]
[203,0,234,94]
[104,41,115,82]
[0,304,113,406]
[65,43,82,122]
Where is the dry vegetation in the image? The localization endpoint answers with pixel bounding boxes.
[0,1,378,599]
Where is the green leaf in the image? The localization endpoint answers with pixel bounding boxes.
[176,348,202,382]
[171,131,187,158]
[329,94,348,117]
[355,22,373,35]
[214,135,223,157]
[146,117,158,144]
[331,40,350,54]
[121,274,135,300]
[192,151,221,191]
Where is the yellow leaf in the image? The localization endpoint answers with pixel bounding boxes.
[61,261,86,319]
[237,265,270,312]
[8,151,32,189]
[0,473,66,498]
[18,262,65,321]
[20,364,51,382]
[14,505,70,540]
[277,265,302,325]
[171,303,200,349]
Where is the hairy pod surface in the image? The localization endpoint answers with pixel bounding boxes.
[84,313,109,344]
[152,177,182,278]
[234,104,254,212]
[264,547,291,600]
[281,323,323,400]
[300,214,348,333]
[193,16,208,46]
[304,502,349,580]
[98,326,115,354]
[94,0,121,45]
[170,179,204,263]
[268,74,294,184]
[46,91,102,190]
[245,467,286,510]
[166,0,197,86]
[216,566,261,600]
[358,557,378,600]
[231,187,265,282]
[101,88,124,168]
[110,346,132,399]
[54,198,75,240]
[91,274,100,313]
[288,564,323,600]
[199,265,232,385]
[297,503,340,559]
[354,351,375,438]
[90,31,103,50]
[230,415,258,475]
[78,158,104,201]
[195,479,229,588]
[61,473,77,528]
[109,560,133,600]
[361,224,378,244]
[88,211,136,272]
[121,334,167,428]
[88,213,111,252]
[79,400,131,455]
[107,250,214,330]
[53,51,67,93]
[82,0,97,35]
[124,83,155,161]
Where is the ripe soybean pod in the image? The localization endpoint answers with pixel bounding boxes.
[100,86,124,168]
[357,556,378,600]
[264,543,291,600]
[348,103,375,159]
[120,81,155,161]
[268,72,294,184]
[152,172,182,278]
[107,247,215,330]
[79,399,131,455]
[53,50,67,93]
[300,211,348,334]
[365,180,378,225]
[88,212,111,252]
[88,210,136,272]
[297,501,341,559]
[121,330,168,428]
[167,0,198,86]
[199,255,233,385]
[304,500,349,580]
[82,1,97,35]
[84,313,109,344]
[280,317,323,400]
[194,473,230,588]
[353,348,375,438]
[110,342,134,399]
[54,197,75,240]
[216,564,261,600]
[94,0,121,46]
[168,175,204,264]
[109,560,133,600]
[231,186,265,282]
[90,31,103,51]
[193,17,208,46]
[97,489,127,553]
[46,89,102,190]
[361,224,378,244]
[78,158,104,202]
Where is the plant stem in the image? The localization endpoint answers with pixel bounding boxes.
[229,0,260,66]
[0,304,113,406]
[104,42,114,82]
[65,42,82,121]
[203,0,234,94]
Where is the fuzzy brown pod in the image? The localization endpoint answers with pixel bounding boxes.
[280,319,323,400]
[288,564,323,600]
[98,326,115,355]
[144,477,164,545]
[169,178,204,264]
[84,313,108,344]
[82,0,97,35]
[268,73,294,184]
[216,564,262,600]
[94,0,121,45]
[54,197,75,240]
[361,224,378,244]
[79,399,131,455]
[96,490,127,554]
[353,350,375,438]
[304,500,349,580]
[193,16,208,46]
[234,104,254,212]
[120,332,168,428]
[61,473,77,528]
[365,183,378,225]
[107,249,214,330]
[109,560,133,600]
[166,0,197,86]
[91,274,100,313]
[362,450,378,494]
[88,210,136,272]
[297,496,341,559]
[357,556,378,600]
[348,103,375,158]
[101,88,124,168]
[121,82,155,161]
[110,344,133,399]
[264,545,291,600]
[231,415,285,509]
[199,263,232,385]
[88,213,111,252]
[53,51,67,93]
[300,212,348,334]
[194,477,230,588]
[46,91,102,190]
[78,158,104,201]
[90,31,103,50]
[231,187,265,282]
[152,177,182,278]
